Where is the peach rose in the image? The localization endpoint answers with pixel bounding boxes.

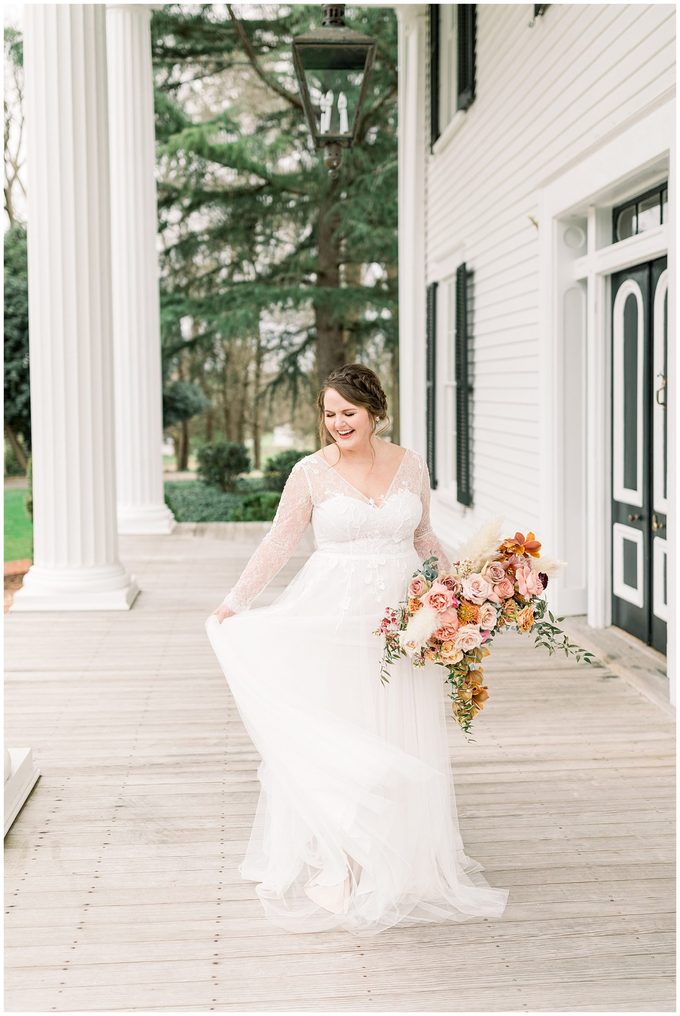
[516,605,535,632]
[461,573,494,605]
[515,565,544,598]
[434,618,460,641]
[453,624,484,652]
[502,598,520,620]
[478,603,499,630]
[408,597,424,613]
[408,575,430,598]
[441,644,464,664]
[422,582,456,613]
[437,605,460,625]
[494,577,515,600]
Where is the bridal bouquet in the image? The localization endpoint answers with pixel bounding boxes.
[373,517,595,739]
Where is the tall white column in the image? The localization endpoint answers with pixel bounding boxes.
[14,4,139,611]
[106,3,175,534]
[397,5,428,454]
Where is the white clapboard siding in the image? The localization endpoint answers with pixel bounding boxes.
[426,3,675,527]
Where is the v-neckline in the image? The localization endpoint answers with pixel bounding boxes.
[321,446,410,510]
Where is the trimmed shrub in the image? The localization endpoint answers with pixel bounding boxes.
[263,448,312,492]
[228,491,282,522]
[164,481,242,522]
[196,441,251,492]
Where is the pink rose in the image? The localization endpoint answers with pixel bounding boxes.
[422,582,456,613]
[408,575,430,598]
[437,606,461,627]
[453,624,484,652]
[439,573,463,595]
[478,603,498,630]
[482,561,506,584]
[434,618,460,641]
[494,577,515,600]
[515,564,544,598]
[461,573,494,605]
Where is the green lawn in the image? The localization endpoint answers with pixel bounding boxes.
[4,476,281,562]
[4,489,33,562]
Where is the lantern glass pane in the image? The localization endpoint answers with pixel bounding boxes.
[299,45,368,138]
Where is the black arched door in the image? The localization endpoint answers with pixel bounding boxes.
[610,257,668,654]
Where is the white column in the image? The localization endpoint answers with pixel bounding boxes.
[14,4,139,611]
[397,5,428,454]
[106,3,175,534]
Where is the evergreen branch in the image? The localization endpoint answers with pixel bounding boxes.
[226,5,304,112]
[357,80,398,141]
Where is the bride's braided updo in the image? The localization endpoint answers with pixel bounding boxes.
[317,363,390,450]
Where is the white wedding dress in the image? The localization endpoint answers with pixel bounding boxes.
[204,446,509,936]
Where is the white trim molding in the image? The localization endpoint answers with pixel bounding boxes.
[538,95,674,703]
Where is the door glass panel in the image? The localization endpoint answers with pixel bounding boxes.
[623,538,638,588]
[623,294,639,490]
[637,194,661,232]
[664,553,667,602]
[616,206,636,241]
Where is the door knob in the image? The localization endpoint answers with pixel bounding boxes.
[652,514,665,532]
[627,513,643,522]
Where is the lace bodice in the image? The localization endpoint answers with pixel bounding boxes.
[220,447,451,612]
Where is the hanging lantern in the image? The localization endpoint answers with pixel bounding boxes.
[292,4,377,173]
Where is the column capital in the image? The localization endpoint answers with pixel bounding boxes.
[395,4,428,25]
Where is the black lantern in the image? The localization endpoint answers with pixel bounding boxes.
[292,4,376,173]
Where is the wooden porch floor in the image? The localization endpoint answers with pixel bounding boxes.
[4,524,676,1012]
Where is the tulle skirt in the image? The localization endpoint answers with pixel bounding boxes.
[204,542,509,936]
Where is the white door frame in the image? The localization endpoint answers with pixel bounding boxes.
[538,97,675,704]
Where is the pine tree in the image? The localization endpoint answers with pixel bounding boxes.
[152,3,398,423]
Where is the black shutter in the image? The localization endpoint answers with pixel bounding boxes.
[429,5,440,146]
[457,5,476,112]
[426,281,438,489]
[455,264,473,505]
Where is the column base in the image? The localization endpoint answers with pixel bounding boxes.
[117,502,176,534]
[5,747,41,836]
[9,563,140,611]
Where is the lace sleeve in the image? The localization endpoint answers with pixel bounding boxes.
[220,459,313,612]
[413,455,451,571]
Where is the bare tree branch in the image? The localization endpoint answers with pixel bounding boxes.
[226,5,304,112]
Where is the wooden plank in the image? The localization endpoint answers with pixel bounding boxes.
[4,526,675,1012]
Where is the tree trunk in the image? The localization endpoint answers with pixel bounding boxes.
[178,420,190,471]
[4,422,28,472]
[315,189,345,385]
[341,260,362,363]
[221,350,232,440]
[252,329,262,470]
[174,352,189,470]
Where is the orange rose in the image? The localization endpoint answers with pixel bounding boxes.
[516,605,535,632]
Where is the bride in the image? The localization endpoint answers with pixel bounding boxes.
[205,363,509,936]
